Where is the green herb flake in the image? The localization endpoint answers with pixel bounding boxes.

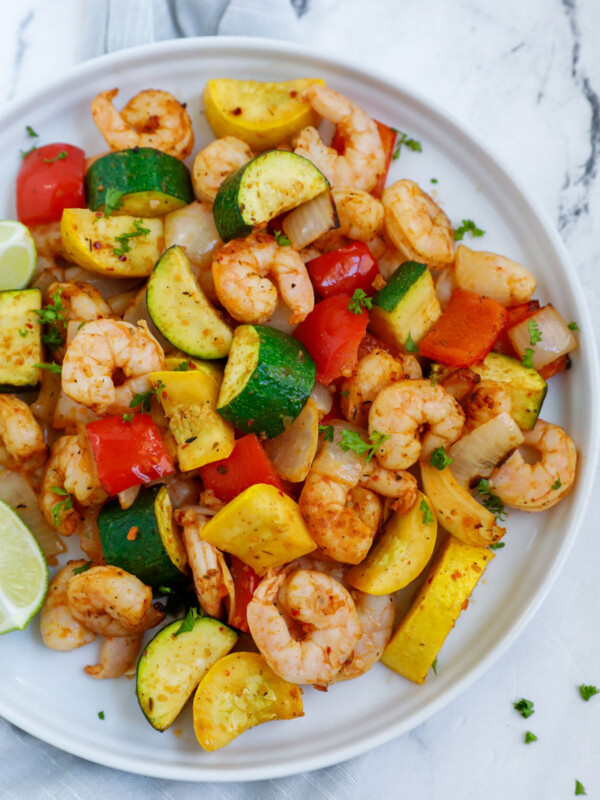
[34,362,62,375]
[575,780,586,796]
[431,178,438,184]
[173,361,190,372]
[273,229,291,247]
[340,389,350,398]
[568,321,579,331]
[551,477,562,491]
[476,478,507,522]
[318,424,335,443]
[405,332,419,353]
[454,219,485,242]
[25,125,38,138]
[158,585,173,595]
[524,730,537,744]
[489,541,505,550]
[35,287,66,327]
[21,145,37,159]
[18,329,28,338]
[579,684,599,701]
[391,128,423,160]
[129,380,164,413]
[513,698,535,718]
[42,327,63,350]
[348,289,373,315]
[174,607,202,637]
[339,429,391,463]
[43,150,67,164]
[104,187,124,218]
[528,318,542,346]
[420,497,434,525]
[113,219,151,256]
[429,447,454,470]
[72,561,93,576]
[98,711,105,720]
[431,657,438,675]
[122,413,134,424]
[522,348,535,369]
[50,486,73,527]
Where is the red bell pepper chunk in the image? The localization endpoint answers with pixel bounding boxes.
[492,300,541,356]
[17,143,86,226]
[306,241,380,298]
[293,294,369,385]
[332,120,397,199]
[419,288,508,367]
[199,434,286,503]
[228,556,261,633]
[86,415,175,496]
[357,330,401,361]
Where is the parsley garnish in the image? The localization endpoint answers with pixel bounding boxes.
[273,229,291,247]
[50,486,73,527]
[129,380,164,413]
[113,219,151,256]
[26,125,38,138]
[18,329,28,338]
[454,219,485,242]
[405,332,419,353]
[551,477,562,491]
[21,145,37,159]
[528,318,542,346]
[35,287,65,327]
[174,607,202,637]
[340,389,350,398]
[173,360,190,372]
[43,150,67,164]
[489,541,505,550]
[34,362,62,375]
[513,698,535,718]
[579,684,599,701]
[42,326,63,350]
[339,429,390,463]
[390,128,422,160]
[431,657,438,675]
[158,585,173,595]
[72,561,92,576]
[98,711,105,720]
[524,731,537,744]
[568,321,579,331]
[348,289,373,315]
[104,187,124,217]
[429,447,454,470]
[420,497,434,525]
[431,178,438,184]
[476,478,506,522]
[122,412,134,423]
[522,348,535,369]
[575,780,587,796]
[318,424,335,442]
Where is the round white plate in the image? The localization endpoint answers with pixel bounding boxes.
[0,37,597,782]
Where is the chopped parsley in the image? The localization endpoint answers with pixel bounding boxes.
[43,150,67,164]
[575,780,586,796]
[420,497,434,525]
[42,326,64,350]
[405,332,419,353]
[431,178,438,184]
[174,607,202,637]
[528,318,542,346]
[129,380,164,413]
[122,412,134,424]
[35,287,65,327]
[339,429,390,463]
[18,329,28,338]
[476,478,506,522]
[429,446,454,470]
[453,219,485,242]
[318,424,334,442]
[104,187,124,217]
[50,486,73,527]
[26,125,38,138]
[173,360,191,372]
[98,711,105,720]
[158,585,174,595]
[579,684,599,701]
[431,657,438,675]
[522,348,535,369]
[72,561,93,576]
[340,389,350,398]
[524,730,537,744]
[568,321,579,331]
[513,698,535,718]
[348,289,373,315]
[390,128,422,160]
[113,219,151,256]
[489,541,505,550]
[551,477,562,491]
[21,145,37,159]
[273,229,291,247]
[34,362,62,375]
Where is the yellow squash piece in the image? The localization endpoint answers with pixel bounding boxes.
[60,209,164,277]
[150,370,234,471]
[420,462,505,547]
[200,483,316,575]
[193,652,303,751]
[203,78,325,151]
[345,492,437,595]
[381,535,494,683]
[164,354,224,387]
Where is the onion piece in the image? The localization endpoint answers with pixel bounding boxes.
[53,391,98,430]
[449,412,524,488]
[78,505,104,562]
[508,305,577,371]
[63,267,143,298]
[310,381,333,417]
[282,191,339,250]
[435,266,457,310]
[30,369,61,424]
[454,244,536,306]
[262,298,298,335]
[107,289,138,316]
[0,470,66,560]
[123,288,175,353]
[164,201,222,302]
[264,399,319,482]
[117,485,140,510]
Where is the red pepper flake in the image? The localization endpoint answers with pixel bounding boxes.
[232,107,242,116]
[126,526,139,541]
[93,241,101,249]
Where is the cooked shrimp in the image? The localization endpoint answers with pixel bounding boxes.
[192,136,253,203]
[85,635,143,679]
[294,85,385,192]
[369,379,465,469]
[247,568,362,686]
[382,180,454,269]
[465,380,512,429]
[39,434,107,535]
[46,282,112,325]
[336,591,394,680]
[91,89,194,159]
[341,349,422,428]
[175,507,234,619]
[67,565,164,637]
[454,244,536,306]
[331,189,384,242]
[212,232,314,325]
[29,221,65,276]
[0,395,47,470]
[439,367,481,403]
[489,420,577,511]
[40,561,97,651]
[61,319,165,415]
[359,460,418,515]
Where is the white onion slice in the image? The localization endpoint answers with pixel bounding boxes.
[435,266,457,310]
[449,412,524,488]
[122,288,176,353]
[508,305,577,370]
[264,399,319,482]
[262,298,298,335]
[31,369,61,424]
[107,289,138,316]
[282,191,339,251]
[164,201,222,302]
[310,381,333,417]
[117,485,140,510]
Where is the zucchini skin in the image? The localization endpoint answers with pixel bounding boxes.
[217,325,316,439]
[372,261,427,311]
[212,167,253,242]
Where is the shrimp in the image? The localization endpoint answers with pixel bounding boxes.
[192,136,253,203]
[39,433,107,535]
[465,379,512,429]
[67,565,164,637]
[369,379,465,469]
[247,568,362,686]
[212,232,314,325]
[85,635,143,679]
[294,85,385,192]
[382,180,454,269]
[335,591,394,680]
[454,244,536,306]
[331,189,384,242]
[438,367,481,403]
[46,282,112,325]
[340,349,422,428]
[40,561,97,651]
[61,319,165,415]
[359,460,418,515]
[0,395,47,471]
[489,419,577,511]
[91,89,194,160]
[175,507,234,619]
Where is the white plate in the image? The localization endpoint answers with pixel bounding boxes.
[0,37,597,782]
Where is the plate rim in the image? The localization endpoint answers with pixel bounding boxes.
[1,34,598,782]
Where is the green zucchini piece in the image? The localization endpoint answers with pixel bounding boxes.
[146,245,233,359]
[0,289,42,391]
[137,613,238,731]
[85,148,194,217]
[369,261,442,353]
[217,324,316,439]
[213,150,329,241]
[98,484,188,589]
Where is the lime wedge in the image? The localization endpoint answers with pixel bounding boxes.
[0,220,37,291]
[0,499,48,635]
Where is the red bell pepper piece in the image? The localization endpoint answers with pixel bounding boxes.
[492,300,541,356]
[306,241,380,298]
[332,120,397,198]
[357,330,401,361]
[86,415,175,495]
[293,295,369,385]
[17,143,86,226]
[419,288,508,367]
[199,434,286,503]
[228,556,260,633]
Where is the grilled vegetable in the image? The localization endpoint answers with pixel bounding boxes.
[0,289,42,391]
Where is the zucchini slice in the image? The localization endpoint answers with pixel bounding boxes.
[137,614,238,731]
[193,652,304,751]
[85,148,194,218]
[217,324,316,439]
[98,484,188,589]
[146,245,233,359]
[0,289,42,391]
[369,261,442,352]
[213,150,329,242]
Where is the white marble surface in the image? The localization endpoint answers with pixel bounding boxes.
[1,1,599,798]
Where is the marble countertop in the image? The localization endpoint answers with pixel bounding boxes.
[1,1,599,798]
